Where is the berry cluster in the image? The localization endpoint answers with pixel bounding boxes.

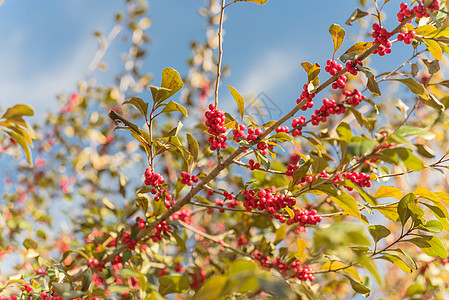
[397,1,439,22]
[343,89,365,107]
[286,163,299,176]
[372,23,392,56]
[175,261,186,273]
[144,169,165,188]
[331,75,347,89]
[298,170,330,187]
[150,220,171,242]
[296,84,316,111]
[275,126,289,133]
[325,59,344,76]
[145,169,175,208]
[87,257,105,272]
[189,268,206,289]
[121,230,137,251]
[170,208,192,224]
[237,234,249,246]
[233,125,263,143]
[397,30,416,44]
[253,251,315,281]
[287,208,323,227]
[205,104,227,150]
[331,170,372,190]
[345,59,363,75]
[180,171,199,186]
[242,189,296,214]
[291,116,306,136]
[138,217,145,229]
[311,98,346,126]
[248,159,260,170]
[111,254,124,271]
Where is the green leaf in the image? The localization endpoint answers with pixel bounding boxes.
[416,144,435,158]
[81,268,93,292]
[377,254,413,273]
[397,193,416,226]
[406,235,447,258]
[345,275,370,296]
[422,202,449,231]
[358,255,381,284]
[109,110,140,134]
[1,104,34,120]
[122,249,132,262]
[150,86,172,104]
[194,276,228,300]
[381,148,424,171]
[330,193,363,222]
[367,75,381,95]
[123,97,149,117]
[255,150,270,171]
[405,284,426,297]
[186,133,199,164]
[172,232,187,253]
[289,161,311,189]
[391,78,428,99]
[160,67,184,101]
[345,9,369,26]
[374,186,403,199]
[274,224,286,245]
[227,85,245,122]
[342,180,376,205]
[347,137,376,157]
[52,283,73,297]
[160,100,189,119]
[257,274,294,299]
[23,238,38,250]
[329,24,345,56]
[396,126,435,140]
[418,220,443,233]
[270,132,294,143]
[336,122,353,142]
[158,275,189,296]
[368,225,391,243]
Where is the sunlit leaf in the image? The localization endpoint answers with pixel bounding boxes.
[329,24,345,56]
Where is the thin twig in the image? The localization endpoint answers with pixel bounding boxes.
[214,0,226,108]
[178,220,250,257]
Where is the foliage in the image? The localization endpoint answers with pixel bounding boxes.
[2,0,449,299]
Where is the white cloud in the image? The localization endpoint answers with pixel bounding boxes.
[0,36,96,119]
[240,47,299,95]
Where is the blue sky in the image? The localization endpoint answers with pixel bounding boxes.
[0,0,405,120]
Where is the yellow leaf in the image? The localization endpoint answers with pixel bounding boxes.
[296,238,306,260]
[374,186,403,199]
[414,187,440,202]
[329,24,345,56]
[422,39,443,60]
[343,42,373,56]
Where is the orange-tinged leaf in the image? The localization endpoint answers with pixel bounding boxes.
[329,24,345,56]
